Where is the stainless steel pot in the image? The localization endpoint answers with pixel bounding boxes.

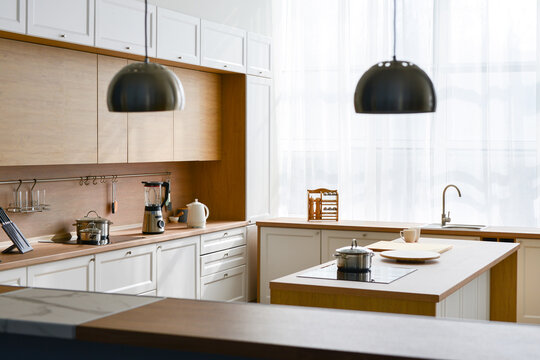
[78,223,102,245]
[74,210,112,242]
[334,239,374,272]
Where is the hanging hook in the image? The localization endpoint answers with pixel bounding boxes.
[80,177,84,186]
[31,179,37,191]
[84,176,90,186]
[113,175,118,183]
[100,176,106,184]
[16,179,23,192]
[93,176,98,185]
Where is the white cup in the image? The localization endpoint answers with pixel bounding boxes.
[400,228,418,243]
[409,227,421,242]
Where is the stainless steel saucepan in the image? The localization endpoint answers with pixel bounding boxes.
[334,239,374,272]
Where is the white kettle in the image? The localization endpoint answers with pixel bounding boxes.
[186,199,209,228]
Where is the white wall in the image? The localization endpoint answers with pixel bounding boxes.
[141,0,272,35]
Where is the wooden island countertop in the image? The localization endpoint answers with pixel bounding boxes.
[270,238,519,321]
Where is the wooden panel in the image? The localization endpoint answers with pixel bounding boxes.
[173,68,221,161]
[0,38,97,165]
[517,238,540,323]
[128,116,174,162]
[491,251,517,322]
[0,162,194,241]
[271,289,436,316]
[193,74,246,220]
[97,55,128,163]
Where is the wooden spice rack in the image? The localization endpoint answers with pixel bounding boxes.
[307,188,338,221]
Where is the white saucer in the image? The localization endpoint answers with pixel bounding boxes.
[380,250,440,262]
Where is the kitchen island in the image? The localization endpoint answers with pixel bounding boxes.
[270,238,519,322]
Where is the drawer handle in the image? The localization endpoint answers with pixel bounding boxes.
[178,56,183,59]
[126,251,132,256]
[223,273,228,277]
[223,232,229,237]
[223,253,229,258]
[125,46,131,50]
[362,233,367,237]
[59,34,66,38]
[223,65,228,68]
[157,246,162,251]
[259,71,263,74]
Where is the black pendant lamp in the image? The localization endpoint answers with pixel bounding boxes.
[354,0,436,113]
[107,0,185,112]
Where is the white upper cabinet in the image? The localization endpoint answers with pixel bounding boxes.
[157,8,200,65]
[0,0,26,34]
[247,32,271,77]
[27,0,94,46]
[95,0,156,57]
[246,76,272,222]
[201,20,246,73]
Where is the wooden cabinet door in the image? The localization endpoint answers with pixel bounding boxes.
[173,67,221,161]
[200,265,246,302]
[246,76,271,222]
[27,0,94,45]
[0,39,97,166]
[28,256,95,291]
[259,227,321,304]
[95,0,156,57]
[156,236,200,299]
[97,55,128,163]
[321,230,399,262]
[95,244,156,295]
[201,20,246,73]
[157,8,200,65]
[247,32,272,78]
[0,267,27,287]
[517,238,540,323]
[0,0,25,34]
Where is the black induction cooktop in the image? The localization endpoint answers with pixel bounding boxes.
[297,264,416,284]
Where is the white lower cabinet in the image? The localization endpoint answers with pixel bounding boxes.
[138,289,157,297]
[28,255,95,291]
[321,230,398,263]
[157,236,199,299]
[517,238,540,323]
[200,265,246,302]
[95,244,156,295]
[259,227,321,304]
[0,267,27,287]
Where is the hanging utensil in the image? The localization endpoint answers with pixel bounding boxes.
[111,176,118,214]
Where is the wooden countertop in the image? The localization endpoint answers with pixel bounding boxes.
[257,217,540,239]
[0,221,248,271]
[76,297,540,360]
[270,238,519,302]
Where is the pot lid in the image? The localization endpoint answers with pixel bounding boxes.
[142,181,164,187]
[76,210,111,224]
[336,239,373,255]
[187,198,202,207]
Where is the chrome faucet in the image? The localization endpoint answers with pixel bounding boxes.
[442,184,461,226]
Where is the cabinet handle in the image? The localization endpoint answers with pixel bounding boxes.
[125,46,131,50]
[362,233,367,237]
[223,232,228,237]
[89,258,95,263]
[59,34,66,38]
[223,65,228,68]
[223,253,229,258]
[223,273,228,277]
[126,251,132,256]
[178,56,183,59]
[157,246,162,251]
[259,71,263,74]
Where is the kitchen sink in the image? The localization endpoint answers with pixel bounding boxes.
[422,223,487,231]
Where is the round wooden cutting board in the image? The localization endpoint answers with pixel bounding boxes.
[380,250,441,262]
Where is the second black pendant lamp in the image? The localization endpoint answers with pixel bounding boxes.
[354,0,436,113]
[107,0,185,112]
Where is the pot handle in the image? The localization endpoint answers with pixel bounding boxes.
[85,210,101,219]
[351,238,358,248]
[203,204,209,220]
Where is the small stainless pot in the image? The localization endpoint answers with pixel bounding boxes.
[78,223,102,245]
[74,210,112,241]
[334,239,374,272]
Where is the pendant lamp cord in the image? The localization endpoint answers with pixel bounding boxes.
[144,0,149,63]
[392,0,396,61]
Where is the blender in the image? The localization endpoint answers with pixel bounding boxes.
[142,181,170,234]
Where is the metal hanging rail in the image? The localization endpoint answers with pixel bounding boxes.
[0,172,171,186]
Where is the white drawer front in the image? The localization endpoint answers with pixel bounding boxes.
[200,265,246,302]
[95,244,156,295]
[201,227,246,255]
[0,267,27,287]
[201,245,246,277]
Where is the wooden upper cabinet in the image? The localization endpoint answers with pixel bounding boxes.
[27,0,95,46]
[0,39,97,166]
[173,68,221,161]
[247,33,272,78]
[201,20,246,73]
[95,0,156,57]
[157,8,200,65]
[97,55,128,164]
[0,0,26,34]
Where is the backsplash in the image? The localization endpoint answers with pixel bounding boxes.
[0,162,195,241]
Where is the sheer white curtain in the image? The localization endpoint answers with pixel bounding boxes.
[272,0,539,227]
